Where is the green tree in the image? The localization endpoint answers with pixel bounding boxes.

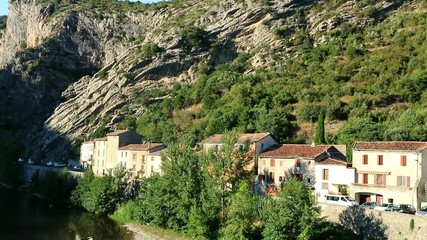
[315,111,326,145]
[220,181,257,240]
[39,168,77,205]
[262,179,320,240]
[0,141,23,187]
[71,166,130,214]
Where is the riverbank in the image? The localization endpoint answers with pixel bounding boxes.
[124,223,192,240]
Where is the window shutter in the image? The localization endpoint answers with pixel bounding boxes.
[397,176,401,186]
[407,176,410,187]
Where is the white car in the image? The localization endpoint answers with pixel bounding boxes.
[374,203,395,211]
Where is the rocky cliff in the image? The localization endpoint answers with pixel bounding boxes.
[0,0,405,161]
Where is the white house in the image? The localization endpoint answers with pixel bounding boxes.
[351,141,427,208]
[257,144,346,196]
[315,157,355,203]
[201,132,278,174]
[80,140,95,167]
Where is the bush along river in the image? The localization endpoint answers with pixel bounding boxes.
[0,187,134,240]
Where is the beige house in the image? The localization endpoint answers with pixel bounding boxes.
[351,141,427,208]
[257,144,346,195]
[117,143,166,179]
[92,130,141,176]
[92,137,107,175]
[80,140,95,167]
[201,132,278,174]
[315,158,355,202]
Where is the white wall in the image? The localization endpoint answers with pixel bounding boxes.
[315,164,355,203]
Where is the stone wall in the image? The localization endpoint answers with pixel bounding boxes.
[320,204,427,240]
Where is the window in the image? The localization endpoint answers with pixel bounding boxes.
[133,154,137,161]
[363,155,368,165]
[270,159,275,167]
[375,174,386,186]
[363,174,368,184]
[280,160,283,166]
[377,155,383,165]
[295,159,301,167]
[401,155,407,166]
[397,176,410,187]
[322,182,328,189]
[323,169,329,180]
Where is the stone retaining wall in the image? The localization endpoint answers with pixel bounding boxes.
[320,204,427,240]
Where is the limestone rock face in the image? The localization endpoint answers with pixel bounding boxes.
[0,0,404,160]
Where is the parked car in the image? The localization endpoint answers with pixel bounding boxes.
[72,165,83,171]
[415,206,427,216]
[47,161,55,166]
[28,158,34,164]
[359,202,380,209]
[373,203,395,211]
[390,204,416,214]
[325,195,359,207]
[54,162,67,168]
[18,158,24,163]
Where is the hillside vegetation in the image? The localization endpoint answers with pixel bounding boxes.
[109,1,427,160]
[2,0,427,161]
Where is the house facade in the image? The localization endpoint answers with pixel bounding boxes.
[201,132,278,174]
[80,140,95,167]
[92,130,141,176]
[315,158,355,203]
[117,143,166,179]
[257,144,346,195]
[351,141,427,208]
[92,137,107,175]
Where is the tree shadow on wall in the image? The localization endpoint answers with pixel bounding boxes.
[339,207,388,240]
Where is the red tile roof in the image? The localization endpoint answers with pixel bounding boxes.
[202,133,271,144]
[317,157,350,166]
[106,130,132,136]
[118,143,165,152]
[259,144,332,159]
[82,140,95,144]
[353,141,427,151]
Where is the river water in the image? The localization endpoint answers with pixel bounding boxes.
[0,187,134,240]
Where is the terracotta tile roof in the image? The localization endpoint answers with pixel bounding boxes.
[106,130,131,136]
[94,137,107,141]
[118,143,165,152]
[316,157,350,166]
[259,144,332,159]
[82,140,95,144]
[353,141,427,151]
[202,133,271,144]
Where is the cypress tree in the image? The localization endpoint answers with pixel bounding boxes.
[315,111,325,145]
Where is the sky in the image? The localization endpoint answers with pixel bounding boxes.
[0,0,7,16]
[0,0,163,16]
